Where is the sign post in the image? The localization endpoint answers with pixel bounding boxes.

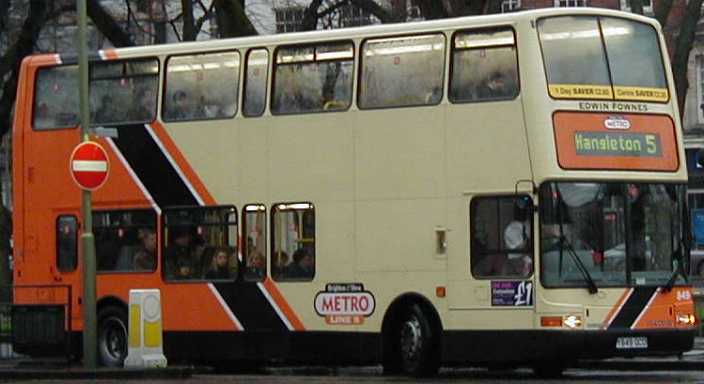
[76,0,98,369]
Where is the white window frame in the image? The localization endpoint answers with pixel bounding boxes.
[697,55,704,124]
[554,0,588,6]
[619,0,654,14]
[501,0,521,12]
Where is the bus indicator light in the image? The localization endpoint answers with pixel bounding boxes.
[540,316,562,327]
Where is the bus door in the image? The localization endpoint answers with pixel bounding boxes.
[448,195,535,333]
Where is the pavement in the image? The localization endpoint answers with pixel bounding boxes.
[0,338,704,380]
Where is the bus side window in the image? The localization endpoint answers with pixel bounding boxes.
[271,203,315,282]
[271,42,354,115]
[56,215,78,272]
[242,204,266,281]
[163,206,238,281]
[243,49,269,117]
[358,33,445,109]
[163,52,240,122]
[94,210,157,273]
[450,28,519,103]
[90,59,159,126]
[34,66,79,130]
[470,196,533,279]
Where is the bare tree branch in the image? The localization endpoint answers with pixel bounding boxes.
[301,0,324,31]
[672,0,704,118]
[349,0,395,23]
[194,3,216,37]
[87,0,134,47]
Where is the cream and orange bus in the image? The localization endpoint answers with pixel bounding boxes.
[10,7,695,377]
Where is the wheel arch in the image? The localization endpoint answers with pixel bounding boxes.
[97,295,128,314]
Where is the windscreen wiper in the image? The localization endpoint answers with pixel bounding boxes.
[559,236,599,294]
[663,245,686,292]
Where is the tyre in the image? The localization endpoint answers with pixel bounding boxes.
[390,303,440,377]
[97,306,128,367]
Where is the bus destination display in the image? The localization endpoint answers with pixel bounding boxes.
[574,131,661,157]
[553,112,678,171]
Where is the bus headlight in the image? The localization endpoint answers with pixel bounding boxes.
[563,315,582,329]
[676,313,696,326]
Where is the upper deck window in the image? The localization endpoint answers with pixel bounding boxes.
[90,59,159,125]
[450,28,519,103]
[271,42,354,114]
[34,65,79,130]
[538,16,668,103]
[359,34,445,109]
[164,52,240,121]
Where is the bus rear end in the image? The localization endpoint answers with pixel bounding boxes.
[526,10,695,369]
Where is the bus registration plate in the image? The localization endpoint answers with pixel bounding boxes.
[616,337,648,349]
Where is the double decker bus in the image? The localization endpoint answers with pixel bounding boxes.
[11,7,695,376]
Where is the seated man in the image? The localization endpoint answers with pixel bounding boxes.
[286,248,314,280]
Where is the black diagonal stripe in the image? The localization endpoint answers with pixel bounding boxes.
[110,124,287,332]
[213,282,287,331]
[112,124,197,207]
[609,287,657,329]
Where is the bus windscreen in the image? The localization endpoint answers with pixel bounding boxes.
[538,16,668,102]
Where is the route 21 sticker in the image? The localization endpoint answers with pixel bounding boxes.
[491,281,533,306]
[315,283,376,325]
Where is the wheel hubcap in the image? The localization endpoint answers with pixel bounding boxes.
[100,317,127,362]
[400,315,422,363]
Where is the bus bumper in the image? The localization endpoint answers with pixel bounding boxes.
[443,329,695,364]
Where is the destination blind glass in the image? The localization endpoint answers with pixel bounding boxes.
[553,112,678,171]
[538,16,668,102]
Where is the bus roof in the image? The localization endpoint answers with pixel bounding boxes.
[78,7,659,60]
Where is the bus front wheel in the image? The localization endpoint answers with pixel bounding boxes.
[392,303,440,377]
[97,306,128,367]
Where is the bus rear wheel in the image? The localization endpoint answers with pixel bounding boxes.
[392,304,440,377]
[97,306,128,367]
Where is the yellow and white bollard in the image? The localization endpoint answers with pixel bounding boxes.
[124,289,168,368]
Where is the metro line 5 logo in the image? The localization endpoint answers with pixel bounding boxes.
[314,283,376,325]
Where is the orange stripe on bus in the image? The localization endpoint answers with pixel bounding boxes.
[263,277,305,331]
[602,288,633,329]
[149,121,217,205]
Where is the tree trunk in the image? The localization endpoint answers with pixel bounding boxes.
[629,0,644,16]
[0,206,11,304]
[417,0,448,19]
[0,0,48,303]
[213,0,257,38]
[181,0,197,41]
[672,0,704,119]
[655,0,674,28]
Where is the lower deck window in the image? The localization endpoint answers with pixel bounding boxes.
[163,206,238,281]
[271,203,315,281]
[94,210,157,273]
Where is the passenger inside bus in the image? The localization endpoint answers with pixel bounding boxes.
[244,237,265,280]
[204,247,232,279]
[131,88,156,122]
[165,228,199,278]
[132,228,156,271]
[287,248,315,279]
[272,250,289,280]
[476,71,515,100]
[168,90,194,120]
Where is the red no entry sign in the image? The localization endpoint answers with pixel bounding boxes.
[70,141,109,191]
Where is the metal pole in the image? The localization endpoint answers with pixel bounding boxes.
[77,0,97,370]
